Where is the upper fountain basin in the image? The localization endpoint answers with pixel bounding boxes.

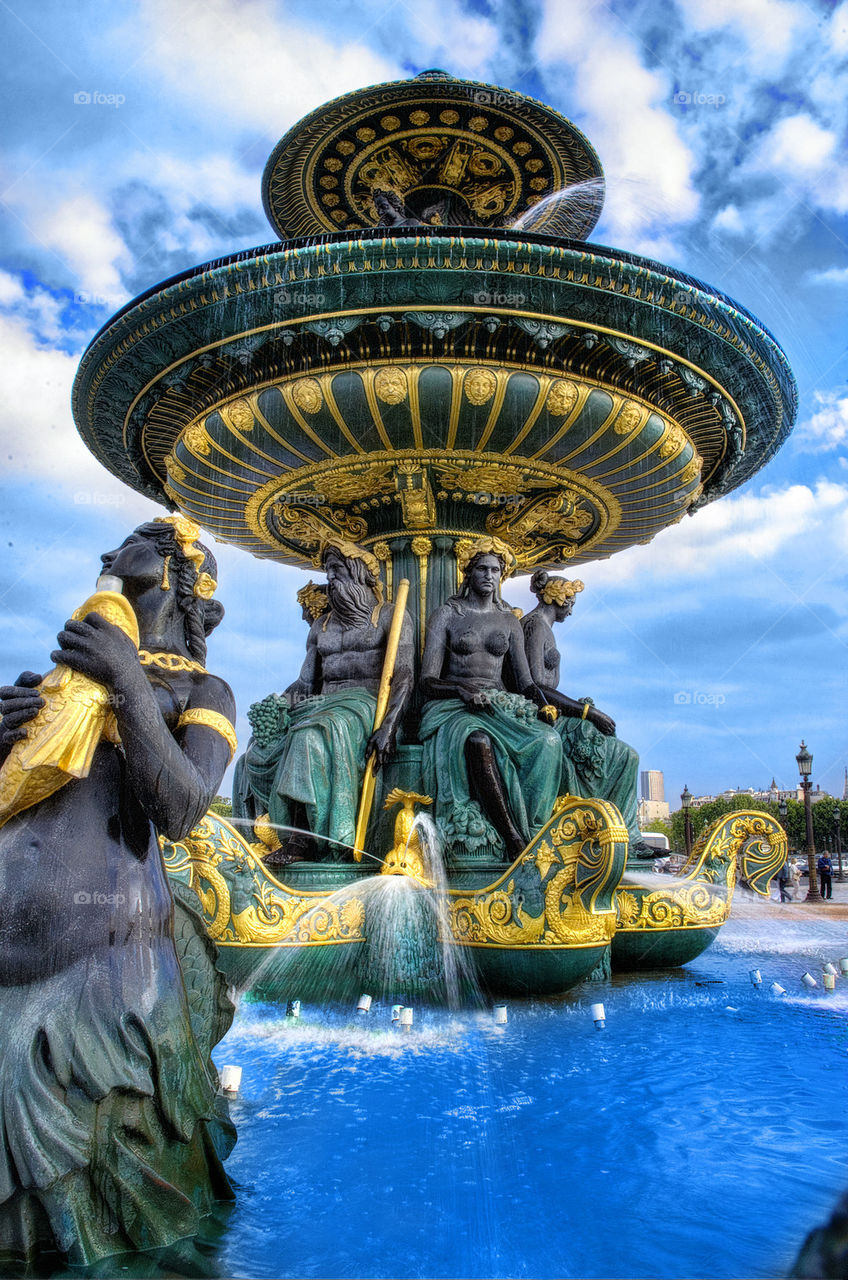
[72,226,796,572]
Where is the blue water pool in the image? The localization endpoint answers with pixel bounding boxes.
[210,900,848,1279]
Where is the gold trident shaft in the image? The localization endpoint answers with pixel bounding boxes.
[353,577,410,862]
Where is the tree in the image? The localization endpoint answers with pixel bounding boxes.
[670,794,805,853]
[209,795,233,818]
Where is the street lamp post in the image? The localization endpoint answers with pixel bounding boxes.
[835,806,844,882]
[796,741,822,902]
[681,784,693,859]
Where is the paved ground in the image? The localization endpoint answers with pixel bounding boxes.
[770,867,848,919]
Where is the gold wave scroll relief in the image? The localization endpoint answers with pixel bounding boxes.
[616,809,787,933]
[161,812,366,947]
[448,796,628,948]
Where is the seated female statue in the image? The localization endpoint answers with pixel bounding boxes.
[521,570,643,851]
[419,538,561,863]
[0,517,237,1270]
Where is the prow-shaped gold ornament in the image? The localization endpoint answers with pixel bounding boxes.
[381,788,434,885]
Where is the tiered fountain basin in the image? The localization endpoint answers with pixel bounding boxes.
[72,72,796,997]
[73,227,795,582]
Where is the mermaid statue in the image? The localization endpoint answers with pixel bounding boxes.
[521,570,645,854]
[419,537,561,864]
[0,517,237,1270]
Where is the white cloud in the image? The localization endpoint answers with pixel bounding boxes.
[133,0,401,133]
[404,0,499,76]
[804,266,848,287]
[675,0,808,70]
[712,203,745,236]
[584,479,848,586]
[0,305,147,510]
[535,2,699,246]
[796,390,848,451]
[749,114,837,178]
[5,189,131,300]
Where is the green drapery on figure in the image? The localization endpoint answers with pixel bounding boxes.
[555,717,641,846]
[238,689,376,849]
[419,691,561,862]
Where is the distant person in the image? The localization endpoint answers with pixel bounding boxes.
[817,852,834,900]
[778,858,792,903]
[790,857,802,900]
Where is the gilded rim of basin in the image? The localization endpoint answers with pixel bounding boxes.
[261,70,605,241]
[72,228,796,568]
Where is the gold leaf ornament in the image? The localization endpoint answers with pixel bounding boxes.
[227,398,255,433]
[546,380,578,416]
[374,367,408,405]
[463,368,497,406]
[183,422,211,456]
[291,378,323,414]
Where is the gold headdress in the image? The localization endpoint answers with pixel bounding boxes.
[317,538,384,605]
[538,577,584,606]
[154,515,217,598]
[297,580,329,620]
[454,535,518,581]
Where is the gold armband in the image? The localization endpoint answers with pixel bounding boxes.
[581,702,591,720]
[177,708,238,762]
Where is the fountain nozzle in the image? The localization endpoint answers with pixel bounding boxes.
[380,789,434,885]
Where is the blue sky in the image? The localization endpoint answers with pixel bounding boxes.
[1,0,847,808]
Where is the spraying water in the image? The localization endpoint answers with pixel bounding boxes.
[510,177,606,237]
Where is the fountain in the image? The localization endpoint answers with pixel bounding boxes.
[71,70,795,999]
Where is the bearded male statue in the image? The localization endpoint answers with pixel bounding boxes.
[233,540,413,862]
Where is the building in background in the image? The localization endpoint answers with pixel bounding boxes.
[640,770,665,802]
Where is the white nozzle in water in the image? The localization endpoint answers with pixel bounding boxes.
[749,969,762,986]
[590,1002,606,1028]
[220,1064,242,1094]
[492,1005,508,1025]
[839,958,848,975]
[356,993,372,1014]
[400,1007,414,1031]
[801,972,818,989]
[770,982,786,996]
[96,574,123,593]
[286,999,301,1018]
[391,1004,403,1022]
[823,963,839,977]
[823,973,836,991]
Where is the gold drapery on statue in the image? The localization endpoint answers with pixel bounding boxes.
[0,591,139,829]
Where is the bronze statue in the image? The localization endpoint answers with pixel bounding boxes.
[0,517,236,1270]
[419,537,561,863]
[521,569,644,852]
[233,538,413,861]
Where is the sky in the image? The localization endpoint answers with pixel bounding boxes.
[0,0,847,809]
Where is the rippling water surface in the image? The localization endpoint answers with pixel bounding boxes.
[210,901,848,1279]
